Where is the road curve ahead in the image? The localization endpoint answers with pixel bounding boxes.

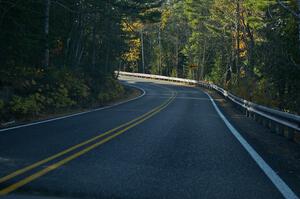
[0,76,298,199]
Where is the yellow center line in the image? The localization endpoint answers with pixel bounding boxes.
[0,87,176,195]
[0,90,174,184]
[0,90,176,196]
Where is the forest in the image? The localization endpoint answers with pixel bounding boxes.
[121,0,300,114]
[0,0,161,122]
[0,0,300,123]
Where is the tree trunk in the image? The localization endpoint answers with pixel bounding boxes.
[158,26,162,75]
[235,0,241,79]
[73,27,83,68]
[297,0,300,52]
[44,0,50,68]
[92,14,97,69]
[105,43,110,73]
[245,23,255,69]
[175,36,179,78]
[140,28,145,73]
[200,41,206,80]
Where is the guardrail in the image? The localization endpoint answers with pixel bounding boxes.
[118,71,300,144]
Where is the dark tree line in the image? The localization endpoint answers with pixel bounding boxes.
[121,0,300,114]
[0,0,161,122]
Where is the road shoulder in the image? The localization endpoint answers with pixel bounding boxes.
[200,87,300,197]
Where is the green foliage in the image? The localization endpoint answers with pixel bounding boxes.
[0,0,299,120]
[0,63,128,120]
[0,0,162,121]
[71,82,90,102]
[209,55,225,85]
[87,73,126,104]
[171,68,177,77]
[10,94,44,117]
[97,93,111,104]
[0,100,4,110]
[133,0,300,113]
[46,68,91,104]
[0,99,4,118]
[97,79,125,104]
[47,85,76,109]
[252,78,280,108]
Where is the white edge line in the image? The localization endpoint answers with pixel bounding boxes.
[205,92,299,199]
[0,84,146,133]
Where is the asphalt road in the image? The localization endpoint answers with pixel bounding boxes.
[0,76,298,199]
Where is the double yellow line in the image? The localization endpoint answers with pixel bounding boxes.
[0,89,177,196]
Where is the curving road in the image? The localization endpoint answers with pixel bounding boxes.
[0,76,297,199]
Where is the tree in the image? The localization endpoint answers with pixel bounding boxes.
[128,0,300,113]
[0,0,164,121]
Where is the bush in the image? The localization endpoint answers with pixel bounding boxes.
[69,80,90,103]
[43,67,91,105]
[115,82,125,94]
[97,93,110,104]
[10,94,44,117]
[0,99,4,119]
[95,77,125,104]
[3,66,126,120]
[106,78,125,94]
[0,99,4,111]
[252,79,280,108]
[47,84,76,109]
